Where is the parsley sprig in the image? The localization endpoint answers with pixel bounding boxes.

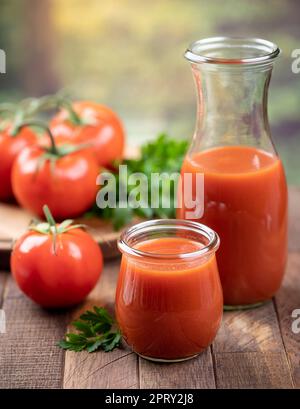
[58,306,122,353]
[85,133,188,230]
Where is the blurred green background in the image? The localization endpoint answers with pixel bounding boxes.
[0,0,299,184]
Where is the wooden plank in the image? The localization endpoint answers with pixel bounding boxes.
[212,299,294,388]
[63,259,139,389]
[139,348,216,389]
[0,275,67,388]
[63,348,137,389]
[214,352,293,389]
[288,187,300,251]
[275,252,300,388]
[213,302,284,353]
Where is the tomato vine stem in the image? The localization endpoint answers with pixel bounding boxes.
[16,121,59,155]
[43,205,58,254]
[56,97,82,126]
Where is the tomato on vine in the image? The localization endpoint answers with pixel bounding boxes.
[11,205,103,308]
[0,105,37,201]
[50,100,125,167]
[12,121,99,219]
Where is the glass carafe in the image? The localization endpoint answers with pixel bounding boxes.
[178,37,288,309]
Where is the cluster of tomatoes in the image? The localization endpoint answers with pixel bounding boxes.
[0,99,124,218]
[0,97,125,308]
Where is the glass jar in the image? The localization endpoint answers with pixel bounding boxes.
[115,219,222,362]
[177,37,288,309]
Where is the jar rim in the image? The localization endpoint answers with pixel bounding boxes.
[185,36,280,65]
[118,219,220,260]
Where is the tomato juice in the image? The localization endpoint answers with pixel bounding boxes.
[116,222,222,361]
[178,146,288,306]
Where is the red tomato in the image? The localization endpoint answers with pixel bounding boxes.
[0,126,36,201]
[11,222,103,308]
[12,144,99,219]
[50,101,125,167]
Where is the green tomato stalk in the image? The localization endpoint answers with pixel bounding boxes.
[30,205,85,254]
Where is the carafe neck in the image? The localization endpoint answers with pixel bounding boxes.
[185,37,280,155]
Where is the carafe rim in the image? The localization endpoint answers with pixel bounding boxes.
[185,36,280,65]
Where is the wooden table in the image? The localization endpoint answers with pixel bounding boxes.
[0,187,299,389]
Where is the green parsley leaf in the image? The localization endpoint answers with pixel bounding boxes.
[58,306,121,353]
[85,133,188,229]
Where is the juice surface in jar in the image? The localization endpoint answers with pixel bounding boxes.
[178,145,288,306]
[116,235,223,361]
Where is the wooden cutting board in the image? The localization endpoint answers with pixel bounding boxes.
[0,203,140,270]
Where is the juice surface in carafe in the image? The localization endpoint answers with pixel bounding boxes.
[178,145,288,306]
